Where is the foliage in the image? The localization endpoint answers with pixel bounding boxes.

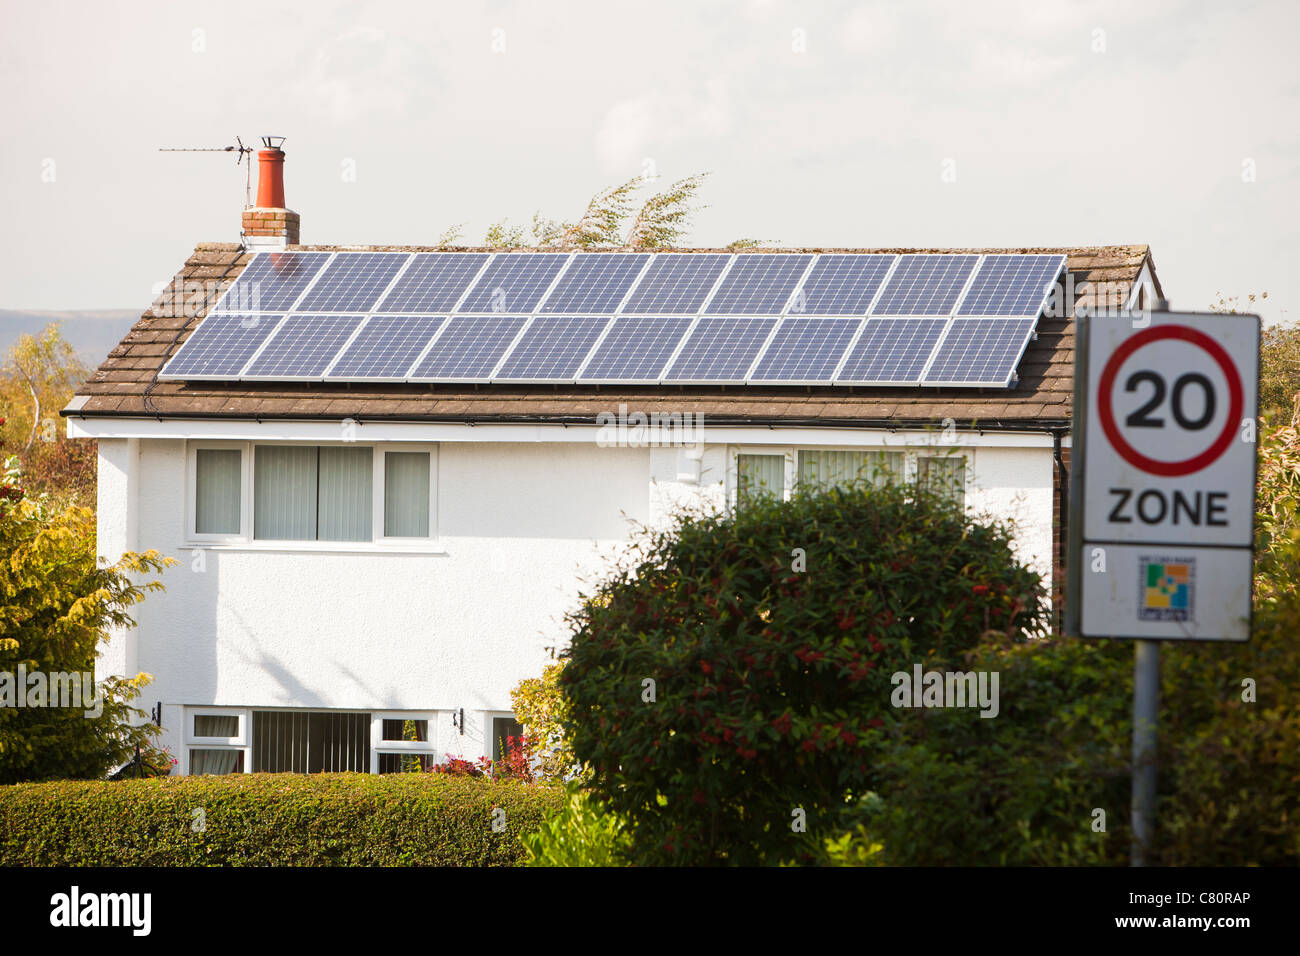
[510,659,575,779]
[0,489,175,783]
[471,171,736,250]
[558,479,1047,866]
[1259,319,1300,420]
[427,734,536,783]
[521,782,633,867]
[0,773,564,866]
[0,325,95,505]
[841,413,1300,866]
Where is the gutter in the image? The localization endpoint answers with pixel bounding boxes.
[61,407,1070,434]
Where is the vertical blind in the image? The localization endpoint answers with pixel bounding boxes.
[384,452,430,537]
[737,454,785,504]
[797,450,904,490]
[254,445,319,540]
[253,446,374,542]
[918,456,966,506]
[195,449,241,534]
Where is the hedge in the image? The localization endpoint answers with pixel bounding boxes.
[0,773,564,866]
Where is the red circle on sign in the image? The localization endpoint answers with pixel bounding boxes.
[1096,325,1243,477]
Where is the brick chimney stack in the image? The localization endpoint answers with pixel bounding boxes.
[241,137,300,249]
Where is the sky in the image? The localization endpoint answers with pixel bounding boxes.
[1,0,1297,322]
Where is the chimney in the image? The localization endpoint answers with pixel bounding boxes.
[241,136,300,249]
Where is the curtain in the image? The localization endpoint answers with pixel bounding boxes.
[254,445,317,540]
[195,449,241,534]
[798,450,903,490]
[919,456,966,506]
[737,454,784,504]
[193,714,238,737]
[318,447,373,542]
[189,749,242,774]
[384,452,430,537]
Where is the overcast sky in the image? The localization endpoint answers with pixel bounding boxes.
[2,0,1295,321]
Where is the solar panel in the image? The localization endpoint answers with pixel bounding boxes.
[748,317,863,383]
[243,315,366,379]
[294,252,411,312]
[923,318,1035,386]
[457,253,569,313]
[956,254,1065,316]
[835,318,948,384]
[327,315,447,380]
[540,254,650,313]
[871,254,979,316]
[210,252,332,313]
[374,253,490,312]
[408,316,528,381]
[159,313,283,379]
[620,254,731,314]
[663,317,779,382]
[577,316,694,382]
[494,316,610,380]
[789,254,895,315]
[704,254,813,314]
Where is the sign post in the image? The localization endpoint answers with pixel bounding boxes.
[1066,302,1259,866]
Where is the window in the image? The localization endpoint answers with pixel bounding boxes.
[251,710,371,773]
[797,450,903,491]
[491,717,525,763]
[736,453,785,505]
[255,445,372,542]
[918,455,966,507]
[373,713,438,773]
[187,442,436,548]
[195,449,241,534]
[184,708,249,775]
[384,452,430,537]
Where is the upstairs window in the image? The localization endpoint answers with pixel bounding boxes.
[188,442,436,548]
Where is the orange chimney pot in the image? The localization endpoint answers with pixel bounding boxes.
[255,148,287,209]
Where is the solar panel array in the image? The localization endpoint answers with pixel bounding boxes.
[159,250,1066,387]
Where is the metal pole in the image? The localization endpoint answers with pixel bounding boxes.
[1131,639,1160,865]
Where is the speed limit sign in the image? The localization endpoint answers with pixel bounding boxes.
[1066,310,1260,641]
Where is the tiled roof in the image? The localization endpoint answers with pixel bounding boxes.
[67,244,1159,429]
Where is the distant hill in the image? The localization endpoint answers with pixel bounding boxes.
[0,309,140,366]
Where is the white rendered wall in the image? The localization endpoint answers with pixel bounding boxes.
[95,431,1057,764]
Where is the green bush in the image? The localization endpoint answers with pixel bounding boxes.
[559,480,1047,866]
[0,773,564,866]
[521,783,633,866]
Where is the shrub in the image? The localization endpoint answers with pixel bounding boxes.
[521,783,633,867]
[0,773,564,866]
[559,480,1047,866]
[510,660,575,779]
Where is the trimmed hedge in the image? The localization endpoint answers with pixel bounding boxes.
[0,773,564,866]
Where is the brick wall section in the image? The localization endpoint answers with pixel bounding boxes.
[241,209,300,243]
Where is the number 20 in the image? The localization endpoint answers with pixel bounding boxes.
[1124,370,1216,430]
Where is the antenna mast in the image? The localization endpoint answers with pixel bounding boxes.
[158,136,255,206]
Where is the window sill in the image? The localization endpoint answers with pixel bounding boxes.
[180,541,448,556]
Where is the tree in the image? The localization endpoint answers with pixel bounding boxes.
[558,479,1047,865]
[473,171,766,250]
[0,464,176,783]
[0,324,96,504]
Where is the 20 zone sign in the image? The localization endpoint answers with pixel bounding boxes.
[1068,310,1259,642]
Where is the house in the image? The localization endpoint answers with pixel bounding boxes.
[62,144,1161,775]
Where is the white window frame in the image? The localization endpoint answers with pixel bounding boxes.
[183,440,440,553]
[373,443,439,546]
[370,711,440,773]
[726,444,971,511]
[186,441,251,544]
[182,706,252,775]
